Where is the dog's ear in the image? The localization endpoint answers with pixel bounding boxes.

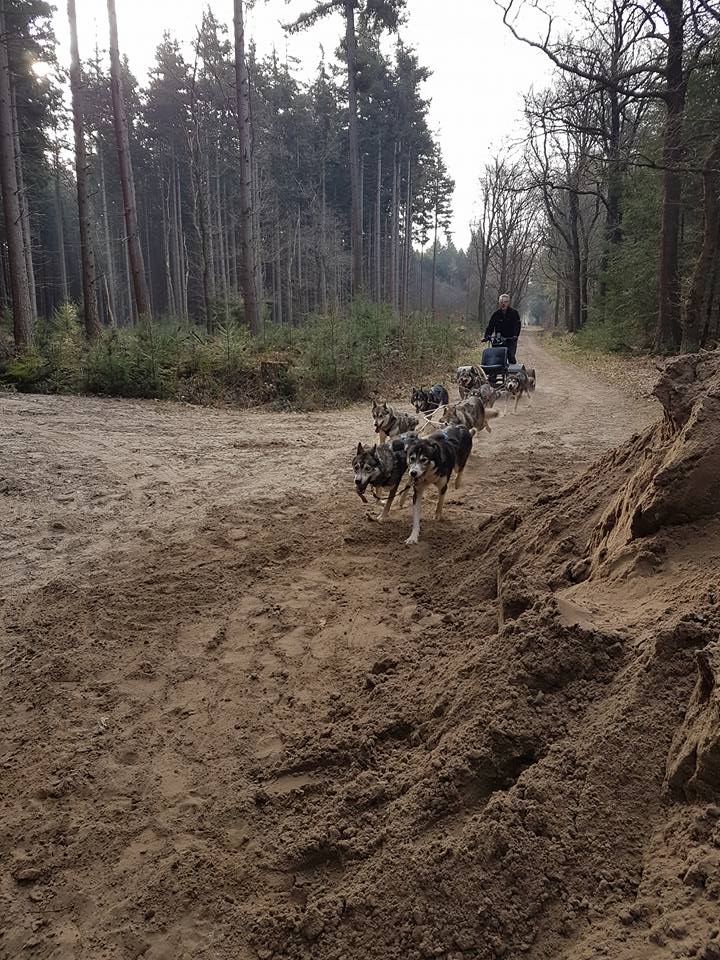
[357,442,364,455]
[371,443,377,454]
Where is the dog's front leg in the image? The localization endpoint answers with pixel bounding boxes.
[404,487,422,545]
[379,484,399,521]
[398,484,411,508]
[435,481,448,519]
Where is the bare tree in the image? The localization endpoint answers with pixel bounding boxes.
[496,0,720,348]
[526,91,603,332]
[470,163,501,326]
[68,0,101,339]
[106,0,151,320]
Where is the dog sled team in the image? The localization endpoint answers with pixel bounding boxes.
[353,294,536,545]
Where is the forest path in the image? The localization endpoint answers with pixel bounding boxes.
[0,331,658,960]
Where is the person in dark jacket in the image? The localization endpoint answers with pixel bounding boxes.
[484,294,521,363]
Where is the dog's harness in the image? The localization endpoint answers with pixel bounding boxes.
[416,407,447,436]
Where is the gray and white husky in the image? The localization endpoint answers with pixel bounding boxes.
[371,400,419,443]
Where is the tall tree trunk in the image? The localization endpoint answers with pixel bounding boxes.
[68,0,101,338]
[400,154,410,315]
[568,189,582,332]
[97,136,117,323]
[233,0,260,334]
[172,154,187,317]
[190,140,213,332]
[143,199,154,314]
[161,164,175,316]
[214,146,229,324]
[477,267,487,326]
[10,83,36,324]
[204,146,216,303]
[107,0,151,319]
[0,6,32,346]
[53,144,69,303]
[554,279,561,329]
[274,201,282,324]
[229,209,239,294]
[431,203,439,316]
[682,135,720,351]
[389,142,398,310]
[253,156,264,314]
[405,156,413,313]
[375,139,382,303]
[654,0,685,351]
[343,0,363,296]
[320,164,328,314]
[124,239,135,324]
[599,87,623,306]
[700,235,719,348]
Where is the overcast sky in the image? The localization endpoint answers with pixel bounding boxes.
[53,0,552,247]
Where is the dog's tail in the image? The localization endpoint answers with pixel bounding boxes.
[469,427,477,437]
[486,408,500,420]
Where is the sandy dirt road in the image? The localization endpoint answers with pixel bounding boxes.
[0,332,659,959]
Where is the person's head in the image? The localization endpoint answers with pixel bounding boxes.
[499,294,510,310]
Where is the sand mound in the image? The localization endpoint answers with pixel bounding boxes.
[246,350,720,960]
[3,345,719,960]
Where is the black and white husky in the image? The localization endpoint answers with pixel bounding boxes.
[404,425,474,545]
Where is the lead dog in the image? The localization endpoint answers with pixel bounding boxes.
[371,401,419,443]
[441,394,499,434]
[353,435,415,521]
[411,383,450,414]
[456,365,488,399]
[404,425,474,545]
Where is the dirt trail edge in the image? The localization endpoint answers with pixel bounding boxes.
[3,336,719,960]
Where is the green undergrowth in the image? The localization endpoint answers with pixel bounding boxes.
[0,301,474,409]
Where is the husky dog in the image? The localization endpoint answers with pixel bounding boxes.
[404,426,474,545]
[371,401,419,443]
[456,365,488,399]
[411,383,450,414]
[472,381,500,408]
[442,394,499,434]
[352,435,415,521]
[505,369,532,413]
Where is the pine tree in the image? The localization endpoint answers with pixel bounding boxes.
[0,4,33,346]
[68,0,100,338]
[106,0,151,320]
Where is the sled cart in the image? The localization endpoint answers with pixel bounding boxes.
[480,334,529,389]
